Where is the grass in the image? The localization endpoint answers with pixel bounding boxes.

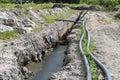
[0,3,15,9]
[33,26,44,32]
[0,3,54,10]
[69,3,90,7]
[44,10,76,23]
[78,24,98,80]
[21,3,54,10]
[22,9,29,15]
[0,30,17,40]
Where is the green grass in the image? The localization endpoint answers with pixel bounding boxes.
[69,3,90,7]
[88,56,98,80]
[0,30,17,40]
[21,3,54,10]
[0,3,53,10]
[22,9,29,15]
[44,10,76,23]
[0,3,15,9]
[78,25,98,80]
[33,26,44,32]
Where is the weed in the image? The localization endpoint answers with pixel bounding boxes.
[78,24,98,80]
[23,9,29,15]
[0,30,17,40]
[44,10,76,23]
[33,26,44,32]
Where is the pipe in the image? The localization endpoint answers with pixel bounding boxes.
[85,20,112,80]
[79,21,92,80]
[90,53,112,80]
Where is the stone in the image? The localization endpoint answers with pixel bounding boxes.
[21,67,29,75]
[0,11,9,19]
[52,4,66,8]
[22,19,35,27]
[0,24,14,32]
[3,19,17,26]
[22,27,33,33]
[88,5,101,11]
[113,6,120,11]
[74,6,88,10]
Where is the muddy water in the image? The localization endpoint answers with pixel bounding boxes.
[27,45,66,80]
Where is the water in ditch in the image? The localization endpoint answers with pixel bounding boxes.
[27,45,66,80]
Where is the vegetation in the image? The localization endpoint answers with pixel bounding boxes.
[78,24,98,80]
[33,26,44,32]
[0,30,17,40]
[21,3,54,10]
[0,3,54,10]
[0,0,120,10]
[0,3,15,9]
[44,10,76,23]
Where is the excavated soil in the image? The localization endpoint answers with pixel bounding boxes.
[86,11,120,80]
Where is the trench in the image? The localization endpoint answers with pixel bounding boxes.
[27,45,67,80]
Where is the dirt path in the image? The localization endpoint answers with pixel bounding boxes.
[86,11,120,80]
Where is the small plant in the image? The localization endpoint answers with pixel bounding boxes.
[44,10,76,23]
[0,3,15,9]
[23,9,29,15]
[78,24,98,80]
[0,30,17,40]
[33,26,44,32]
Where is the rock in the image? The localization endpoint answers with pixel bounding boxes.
[88,5,101,11]
[22,19,35,27]
[22,27,33,33]
[112,6,120,11]
[0,11,9,19]
[74,6,88,10]
[14,27,26,34]
[21,67,32,79]
[52,4,66,8]
[31,51,38,62]
[21,67,29,75]
[115,13,120,19]
[53,8,63,14]
[10,42,14,45]
[98,73,104,80]
[3,19,17,26]
[71,5,101,11]
[0,24,14,32]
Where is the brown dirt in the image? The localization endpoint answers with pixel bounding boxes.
[86,11,120,80]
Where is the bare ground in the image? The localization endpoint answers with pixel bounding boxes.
[86,11,120,80]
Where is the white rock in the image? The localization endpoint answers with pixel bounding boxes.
[0,24,14,32]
